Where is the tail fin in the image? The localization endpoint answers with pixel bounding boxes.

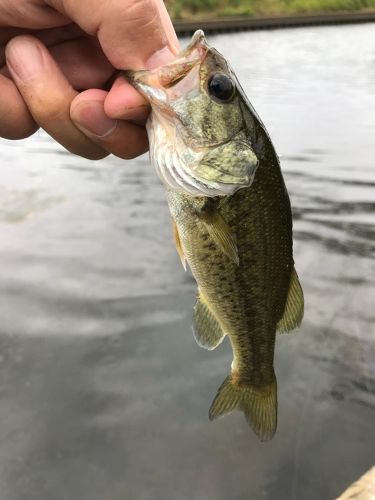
[208,374,277,441]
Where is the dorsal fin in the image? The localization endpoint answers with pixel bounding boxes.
[277,267,304,334]
[193,293,226,350]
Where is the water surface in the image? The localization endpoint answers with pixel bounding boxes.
[0,23,374,500]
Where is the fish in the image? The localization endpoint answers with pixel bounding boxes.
[125,30,304,441]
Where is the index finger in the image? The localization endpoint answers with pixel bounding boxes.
[45,0,179,69]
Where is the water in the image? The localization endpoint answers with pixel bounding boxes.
[0,23,374,500]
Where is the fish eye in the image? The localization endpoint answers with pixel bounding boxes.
[208,74,235,102]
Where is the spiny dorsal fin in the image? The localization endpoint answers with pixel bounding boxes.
[198,210,239,265]
[209,374,278,442]
[277,267,304,334]
[193,293,226,350]
[172,218,187,271]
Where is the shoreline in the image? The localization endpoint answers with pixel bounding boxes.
[173,10,375,35]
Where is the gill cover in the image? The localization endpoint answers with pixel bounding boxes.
[125,30,259,197]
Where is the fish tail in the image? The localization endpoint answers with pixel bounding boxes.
[209,373,277,441]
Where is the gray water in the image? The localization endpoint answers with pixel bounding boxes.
[0,23,374,500]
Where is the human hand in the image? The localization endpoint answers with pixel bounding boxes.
[1,0,179,159]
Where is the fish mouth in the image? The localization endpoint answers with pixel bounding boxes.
[124,30,209,108]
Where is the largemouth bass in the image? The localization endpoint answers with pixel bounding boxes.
[125,30,304,441]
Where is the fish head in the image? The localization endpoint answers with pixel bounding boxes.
[125,30,259,197]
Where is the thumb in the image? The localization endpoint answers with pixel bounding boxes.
[45,0,179,69]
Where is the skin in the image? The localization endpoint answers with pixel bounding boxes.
[0,0,179,159]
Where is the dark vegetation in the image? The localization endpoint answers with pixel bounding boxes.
[166,0,375,19]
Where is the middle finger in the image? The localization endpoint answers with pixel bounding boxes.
[6,35,107,160]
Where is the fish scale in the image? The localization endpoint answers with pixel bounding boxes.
[168,148,291,382]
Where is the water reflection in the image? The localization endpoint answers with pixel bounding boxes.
[0,23,374,500]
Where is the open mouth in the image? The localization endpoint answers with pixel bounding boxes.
[124,30,209,104]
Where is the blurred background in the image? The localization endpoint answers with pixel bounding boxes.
[166,0,374,19]
[0,4,374,500]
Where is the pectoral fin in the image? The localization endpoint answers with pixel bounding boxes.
[198,209,239,265]
[277,267,304,333]
[172,219,187,271]
[193,293,226,350]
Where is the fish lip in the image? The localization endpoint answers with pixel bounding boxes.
[178,29,209,58]
[123,73,176,118]
[123,30,209,103]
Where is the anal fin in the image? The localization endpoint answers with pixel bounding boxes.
[193,293,226,350]
[277,267,304,333]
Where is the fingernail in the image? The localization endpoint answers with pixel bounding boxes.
[6,37,44,81]
[146,46,176,70]
[73,100,117,138]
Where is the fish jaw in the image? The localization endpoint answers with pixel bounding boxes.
[124,30,208,109]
